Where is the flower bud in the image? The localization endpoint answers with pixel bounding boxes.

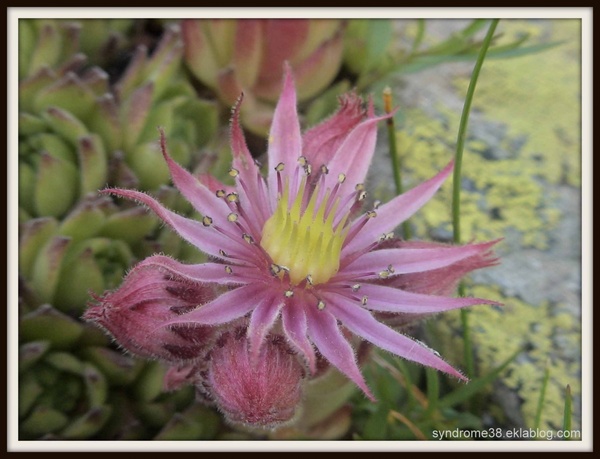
[84,256,217,363]
[208,331,304,429]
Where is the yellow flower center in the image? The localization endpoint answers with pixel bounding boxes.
[261,178,349,286]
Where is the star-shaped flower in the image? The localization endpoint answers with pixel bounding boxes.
[86,66,498,424]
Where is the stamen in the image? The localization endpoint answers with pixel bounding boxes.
[227,213,238,222]
[284,290,294,298]
[216,189,226,198]
[226,192,239,203]
[361,296,368,306]
[229,168,239,178]
[352,284,361,292]
[261,180,350,285]
[202,216,213,227]
[225,266,233,274]
[242,233,254,244]
[317,300,326,310]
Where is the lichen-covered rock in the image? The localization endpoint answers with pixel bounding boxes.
[370,19,582,432]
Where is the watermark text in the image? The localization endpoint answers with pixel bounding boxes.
[432,427,581,441]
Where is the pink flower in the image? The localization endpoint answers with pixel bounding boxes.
[95,66,498,401]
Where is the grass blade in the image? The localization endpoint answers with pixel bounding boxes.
[534,360,551,432]
[453,19,500,379]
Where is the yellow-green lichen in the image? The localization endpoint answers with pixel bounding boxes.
[454,20,582,187]
[434,286,580,431]
[393,108,562,249]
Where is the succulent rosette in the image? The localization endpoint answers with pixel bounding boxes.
[86,67,498,429]
[182,19,346,136]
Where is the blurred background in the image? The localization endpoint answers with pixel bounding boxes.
[14,16,584,442]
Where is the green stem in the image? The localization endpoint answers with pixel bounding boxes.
[453,19,499,379]
[383,87,411,240]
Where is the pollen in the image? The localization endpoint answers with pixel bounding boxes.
[261,177,350,285]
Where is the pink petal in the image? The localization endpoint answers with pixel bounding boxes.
[325,285,499,315]
[247,296,284,363]
[159,130,233,229]
[322,113,391,196]
[387,239,500,296]
[302,92,366,168]
[305,305,375,400]
[281,297,316,374]
[338,241,499,279]
[145,255,261,285]
[343,161,454,255]
[326,295,467,381]
[230,95,271,223]
[102,188,252,261]
[197,173,235,195]
[165,283,265,326]
[267,65,302,203]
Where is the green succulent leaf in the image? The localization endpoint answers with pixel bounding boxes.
[20,305,84,349]
[153,412,205,441]
[132,360,168,403]
[19,341,51,374]
[44,351,85,375]
[19,112,48,136]
[31,132,75,163]
[53,245,106,313]
[34,73,97,122]
[77,134,108,195]
[82,363,108,408]
[42,106,88,148]
[34,152,79,218]
[19,217,59,278]
[19,372,45,419]
[127,141,171,190]
[29,236,71,304]
[57,201,107,243]
[81,347,143,386]
[20,405,70,438]
[99,207,158,246]
[60,405,112,440]
[88,94,122,152]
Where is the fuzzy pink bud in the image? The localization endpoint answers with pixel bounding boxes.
[84,255,217,362]
[208,330,304,429]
